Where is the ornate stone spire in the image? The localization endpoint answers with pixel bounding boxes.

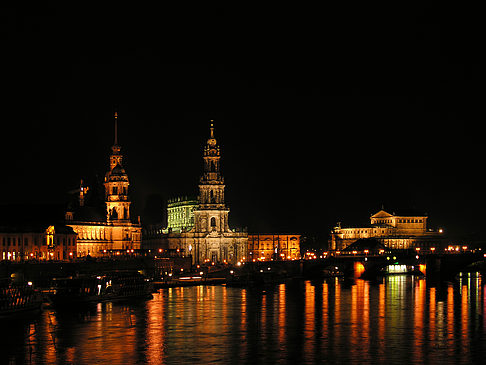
[199,121,225,208]
[208,121,216,145]
[105,111,130,222]
[202,121,222,182]
[205,120,218,151]
[110,111,122,170]
[114,111,118,146]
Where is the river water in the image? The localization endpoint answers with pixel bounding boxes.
[2,274,486,364]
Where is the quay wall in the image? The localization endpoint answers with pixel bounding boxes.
[0,257,191,287]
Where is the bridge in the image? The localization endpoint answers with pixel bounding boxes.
[3,251,484,286]
[301,251,486,281]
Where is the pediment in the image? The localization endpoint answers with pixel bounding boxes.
[206,230,221,238]
[371,210,394,218]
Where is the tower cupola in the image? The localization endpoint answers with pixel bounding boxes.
[104,112,131,222]
[198,121,225,208]
[109,112,123,170]
[201,121,223,184]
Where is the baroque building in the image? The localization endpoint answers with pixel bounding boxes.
[65,113,142,256]
[166,196,198,232]
[1,224,77,261]
[330,209,444,251]
[164,123,248,265]
[248,234,301,261]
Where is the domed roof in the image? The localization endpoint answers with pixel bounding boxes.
[106,163,129,182]
[111,163,126,176]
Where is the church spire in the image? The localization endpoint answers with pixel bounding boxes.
[110,112,122,169]
[203,121,221,175]
[199,121,225,208]
[206,120,217,148]
[105,111,130,222]
[114,111,118,146]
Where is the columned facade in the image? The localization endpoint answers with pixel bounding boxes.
[330,209,444,251]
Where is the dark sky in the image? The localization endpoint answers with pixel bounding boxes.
[0,5,483,242]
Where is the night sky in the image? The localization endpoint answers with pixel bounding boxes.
[1,5,483,243]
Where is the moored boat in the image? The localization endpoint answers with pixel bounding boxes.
[49,271,152,306]
[0,278,43,319]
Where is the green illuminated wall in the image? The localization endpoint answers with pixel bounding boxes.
[167,196,198,232]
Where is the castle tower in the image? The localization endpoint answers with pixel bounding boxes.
[194,122,230,233]
[104,112,131,222]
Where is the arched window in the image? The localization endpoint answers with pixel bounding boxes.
[210,217,216,228]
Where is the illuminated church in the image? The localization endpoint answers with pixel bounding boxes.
[65,113,141,256]
[164,123,248,265]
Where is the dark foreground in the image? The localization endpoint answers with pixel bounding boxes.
[1,274,486,364]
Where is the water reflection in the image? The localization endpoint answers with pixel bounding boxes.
[1,274,485,364]
[146,291,165,364]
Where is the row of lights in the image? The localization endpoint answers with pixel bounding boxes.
[253,256,296,262]
[336,246,472,255]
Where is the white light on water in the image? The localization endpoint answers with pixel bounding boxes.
[386,264,408,273]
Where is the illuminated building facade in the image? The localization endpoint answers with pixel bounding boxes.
[165,123,248,265]
[1,224,77,261]
[65,113,141,256]
[330,209,444,251]
[248,234,301,261]
[166,197,198,232]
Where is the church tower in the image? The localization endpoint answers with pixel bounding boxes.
[194,122,230,232]
[104,112,131,222]
[165,120,247,265]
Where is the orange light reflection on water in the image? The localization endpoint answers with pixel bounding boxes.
[322,282,328,344]
[349,280,370,362]
[412,278,425,364]
[304,281,315,362]
[278,284,286,348]
[483,283,486,330]
[333,277,341,350]
[350,283,358,350]
[9,273,486,364]
[261,291,267,335]
[378,281,385,360]
[146,291,166,364]
[222,286,228,334]
[447,285,454,357]
[429,287,436,343]
[241,289,248,358]
[461,283,469,352]
[363,280,370,354]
